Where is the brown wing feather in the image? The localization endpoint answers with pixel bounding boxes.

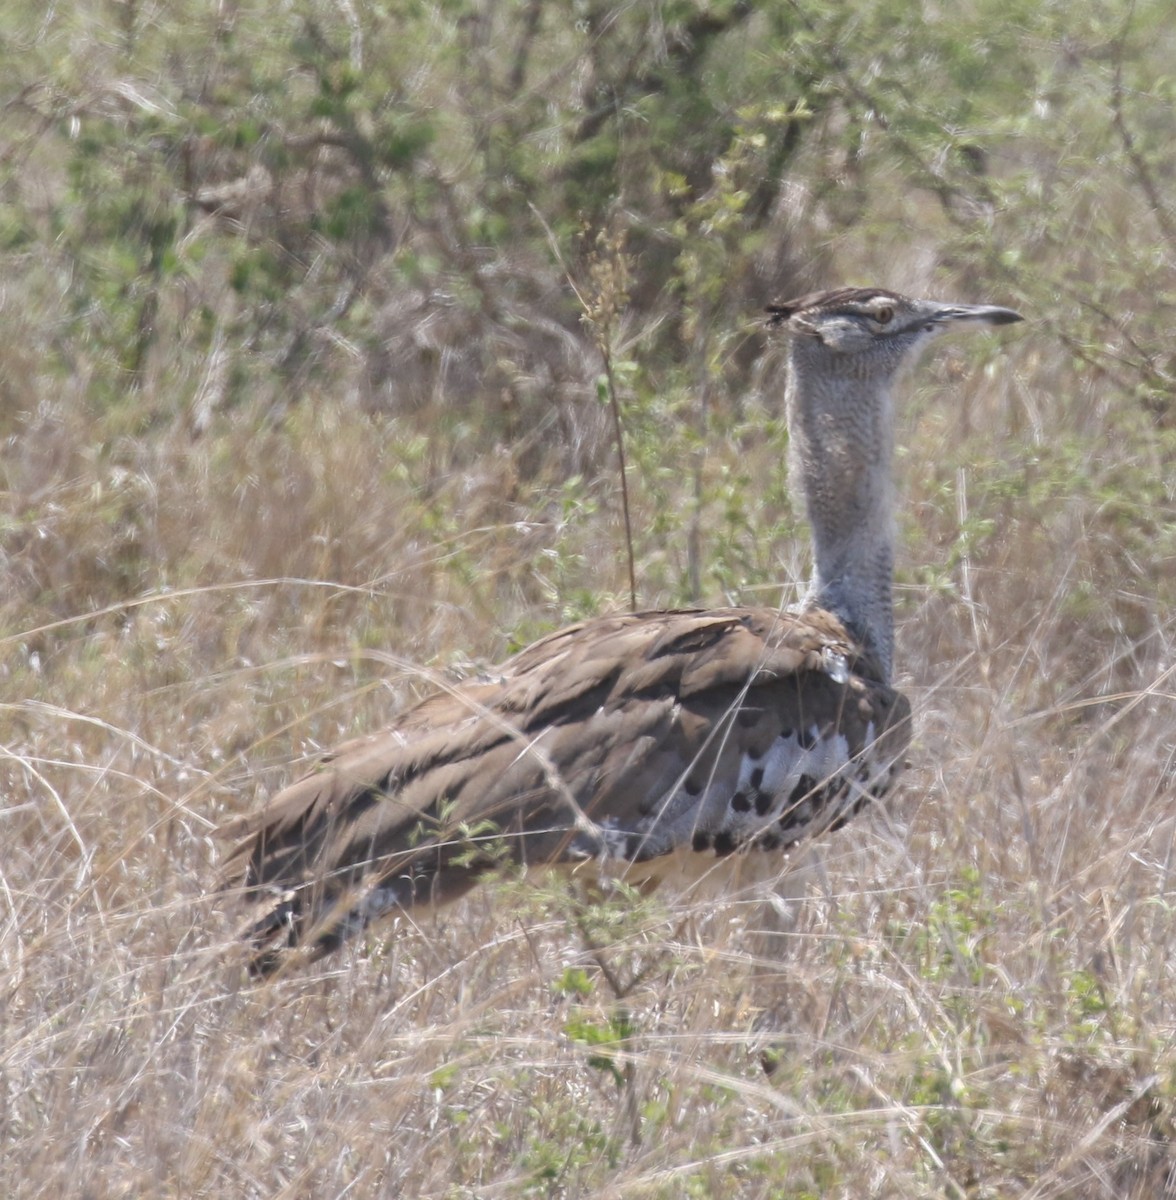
[220,607,910,973]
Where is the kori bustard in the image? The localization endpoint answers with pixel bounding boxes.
[222,287,1021,975]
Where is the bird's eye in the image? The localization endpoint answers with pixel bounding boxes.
[875,306,894,325]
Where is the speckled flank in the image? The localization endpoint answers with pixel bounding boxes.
[580,717,898,874]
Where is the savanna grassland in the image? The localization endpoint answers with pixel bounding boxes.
[2,2,1175,1196]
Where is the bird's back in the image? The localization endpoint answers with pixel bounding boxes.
[221,605,910,974]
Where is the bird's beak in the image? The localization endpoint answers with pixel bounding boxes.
[933,303,1023,328]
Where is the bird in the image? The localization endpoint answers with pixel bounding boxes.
[220,286,1022,976]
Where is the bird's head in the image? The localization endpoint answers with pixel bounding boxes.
[767,287,1022,376]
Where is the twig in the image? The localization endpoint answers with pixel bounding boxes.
[599,341,638,612]
[1110,1,1175,247]
[529,203,638,610]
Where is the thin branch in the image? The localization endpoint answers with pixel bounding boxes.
[599,342,638,611]
[530,204,639,611]
[1109,1,1175,247]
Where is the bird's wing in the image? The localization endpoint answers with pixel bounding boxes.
[219,607,910,972]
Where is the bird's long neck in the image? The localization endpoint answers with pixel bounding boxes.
[786,348,898,682]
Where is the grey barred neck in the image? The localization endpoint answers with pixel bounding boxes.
[787,343,899,684]
[774,286,1022,682]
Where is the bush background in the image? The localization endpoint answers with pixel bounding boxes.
[3,1,1174,1195]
